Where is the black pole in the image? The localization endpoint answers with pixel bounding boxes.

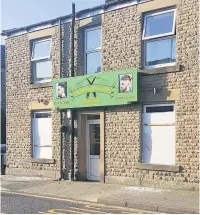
[70,2,75,181]
[59,19,63,181]
[71,3,75,77]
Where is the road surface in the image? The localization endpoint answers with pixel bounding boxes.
[1,192,157,214]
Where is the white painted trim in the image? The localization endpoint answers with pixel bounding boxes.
[142,8,176,40]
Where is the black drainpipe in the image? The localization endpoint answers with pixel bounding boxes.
[59,18,63,181]
[70,2,75,181]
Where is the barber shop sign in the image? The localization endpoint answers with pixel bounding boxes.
[53,68,138,109]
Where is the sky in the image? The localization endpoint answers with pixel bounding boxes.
[0,0,105,44]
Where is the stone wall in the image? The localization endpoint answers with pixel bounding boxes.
[6,26,62,178]
[102,0,199,189]
[5,0,199,189]
[5,19,85,179]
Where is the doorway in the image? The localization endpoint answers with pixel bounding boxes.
[86,119,100,181]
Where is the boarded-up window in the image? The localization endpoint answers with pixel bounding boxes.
[32,111,52,159]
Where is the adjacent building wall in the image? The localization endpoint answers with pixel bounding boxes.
[1,45,6,144]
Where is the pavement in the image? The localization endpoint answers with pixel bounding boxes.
[1,175,199,214]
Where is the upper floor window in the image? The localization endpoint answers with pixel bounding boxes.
[31,38,52,83]
[85,27,101,74]
[142,9,176,68]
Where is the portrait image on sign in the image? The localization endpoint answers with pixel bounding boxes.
[119,73,133,93]
[56,82,67,98]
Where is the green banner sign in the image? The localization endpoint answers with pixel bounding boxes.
[53,68,138,109]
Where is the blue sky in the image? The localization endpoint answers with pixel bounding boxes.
[1,0,105,44]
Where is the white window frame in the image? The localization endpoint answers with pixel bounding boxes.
[32,110,52,159]
[142,8,176,40]
[142,103,176,165]
[31,38,52,83]
[142,8,176,69]
[84,26,102,74]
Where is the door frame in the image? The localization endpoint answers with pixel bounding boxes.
[86,119,100,181]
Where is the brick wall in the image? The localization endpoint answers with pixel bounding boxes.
[102,0,199,188]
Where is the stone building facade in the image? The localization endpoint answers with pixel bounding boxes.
[3,0,199,190]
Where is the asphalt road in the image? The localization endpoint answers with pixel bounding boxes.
[1,192,156,214]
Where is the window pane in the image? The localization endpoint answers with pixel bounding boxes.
[34,112,51,118]
[145,11,174,37]
[32,40,51,59]
[87,115,100,120]
[33,60,52,81]
[146,106,174,113]
[89,124,100,156]
[86,52,101,74]
[171,38,176,60]
[86,28,101,50]
[145,38,176,66]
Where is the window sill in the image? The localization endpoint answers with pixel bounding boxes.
[139,64,181,75]
[31,158,55,164]
[135,163,180,172]
[30,82,52,89]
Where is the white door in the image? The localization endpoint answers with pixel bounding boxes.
[86,119,100,181]
[142,104,175,165]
